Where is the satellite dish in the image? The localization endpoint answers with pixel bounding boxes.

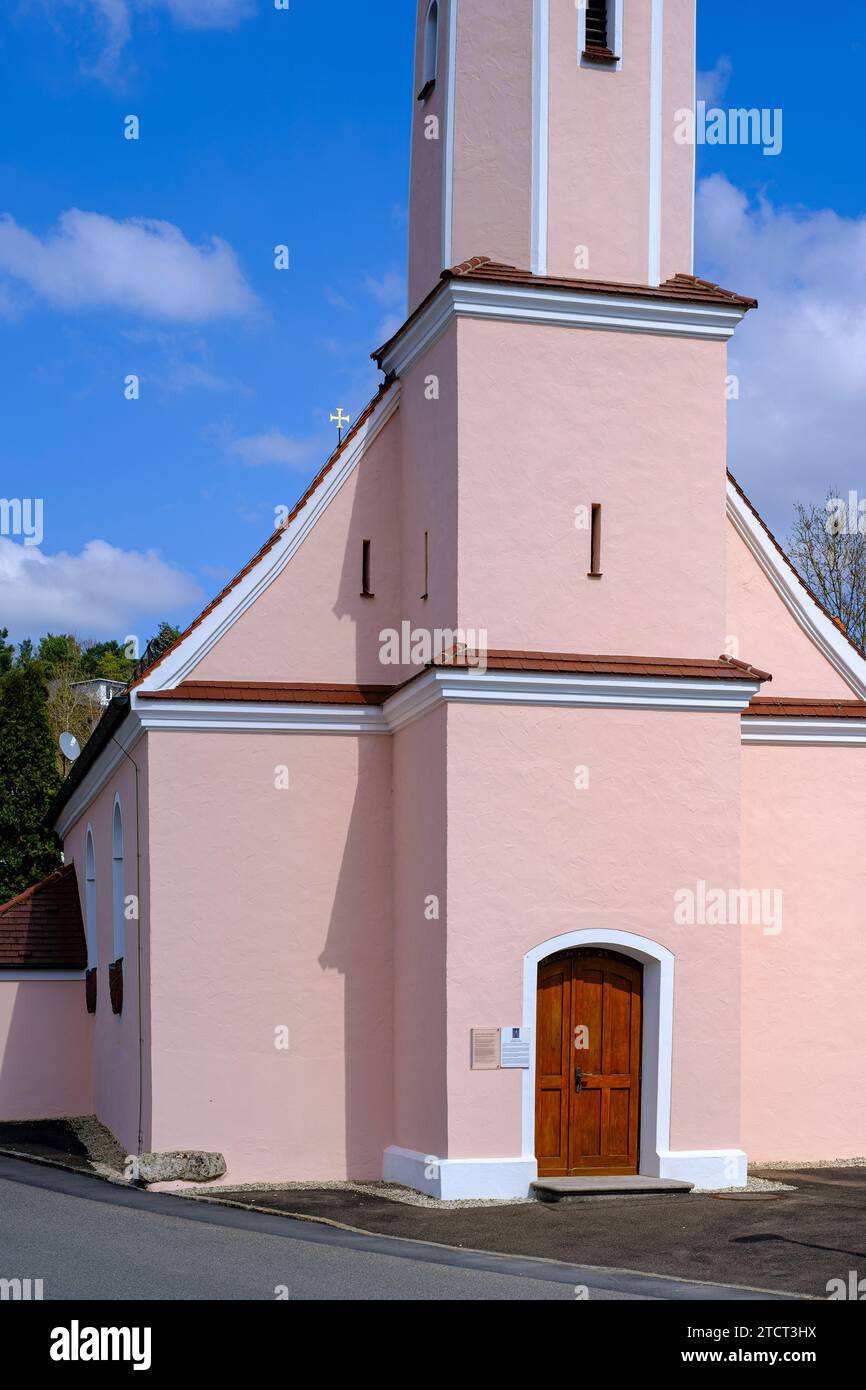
[59,732,81,763]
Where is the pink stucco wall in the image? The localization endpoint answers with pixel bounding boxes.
[397,330,460,660]
[455,316,729,657]
[443,701,743,1159]
[726,520,856,699]
[392,706,448,1156]
[741,745,866,1160]
[63,744,150,1157]
[410,0,696,299]
[450,0,533,275]
[548,0,650,285]
[145,730,393,1184]
[0,981,93,1120]
[660,0,696,282]
[408,0,448,311]
[190,410,403,687]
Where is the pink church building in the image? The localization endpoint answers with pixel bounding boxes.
[2,0,865,1198]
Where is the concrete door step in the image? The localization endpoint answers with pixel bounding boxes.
[532,1175,693,1202]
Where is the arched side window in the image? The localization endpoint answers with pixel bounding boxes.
[419,0,439,98]
[112,796,125,962]
[84,826,97,968]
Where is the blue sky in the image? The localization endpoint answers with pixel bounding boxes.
[1,1,865,644]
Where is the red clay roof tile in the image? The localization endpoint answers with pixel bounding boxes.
[746,697,866,719]
[0,864,86,970]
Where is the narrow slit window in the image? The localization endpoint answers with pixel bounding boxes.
[361,539,374,597]
[589,504,603,577]
[418,0,439,101]
[586,0,608,51]
[422,530,429,600]
[583,0,618,63]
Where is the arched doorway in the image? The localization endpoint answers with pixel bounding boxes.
[535,948,642,1177]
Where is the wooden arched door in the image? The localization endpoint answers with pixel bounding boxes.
[535,949,642,1177]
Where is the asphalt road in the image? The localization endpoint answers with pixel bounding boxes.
[0,1157,799,1302]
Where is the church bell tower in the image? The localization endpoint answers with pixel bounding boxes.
[408,0,696,311]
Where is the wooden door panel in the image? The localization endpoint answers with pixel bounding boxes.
[571,967,603,1072]
[535,960,571,1175]
[603,971,635,1075]
[536,949,642,1178]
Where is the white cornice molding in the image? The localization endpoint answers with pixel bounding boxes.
[383,667,763,731]
[56,668,765,838]
[135,670,760,745]
[727,480,866,701]
[136,385,401,694]
[379,279,749,378]
[135,701,390,736]
[741,717,866,746]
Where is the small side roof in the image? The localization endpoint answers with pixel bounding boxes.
[0,864,87,971]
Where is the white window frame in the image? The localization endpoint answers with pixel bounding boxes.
[84,825,97,968]
[423,1,440,86]
[111,795,125,962]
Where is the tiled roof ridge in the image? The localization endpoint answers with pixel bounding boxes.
[746,696,866,717]
[0,861,75,915]
[138,652,773,707]
[443,256,759,308]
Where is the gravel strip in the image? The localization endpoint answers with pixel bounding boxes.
[704,1176,798,1193]
[752,1157,866,1170]
[179,1178,534,1210]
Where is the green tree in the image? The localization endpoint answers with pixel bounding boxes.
[80,639,136,682]
[36,633,82,677]
[0,665,62,902]
[0,629,13,676]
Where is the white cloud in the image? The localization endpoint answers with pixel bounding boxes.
[374,313,403,345]
[152,0,254,30]
[0,209,258,321]
[226,429,323,469]
[364,270,406,307]
[697,55,733,108]
[0,537,202,640]
[51,0,255,78]
[697,174,866,523]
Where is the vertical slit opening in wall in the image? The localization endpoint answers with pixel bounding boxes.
[422,530,429,599]
[361,539,373,597]
[589,504,602,577]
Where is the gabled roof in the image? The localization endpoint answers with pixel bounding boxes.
[127,379,396,695]
[0,864,87,971]
[727,471,866,666]
[727,472,866,701]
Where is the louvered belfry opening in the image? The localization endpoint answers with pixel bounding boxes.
[585,0,609,51]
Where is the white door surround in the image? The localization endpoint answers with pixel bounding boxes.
[522,929,745,1191]
[384,927,746,1200]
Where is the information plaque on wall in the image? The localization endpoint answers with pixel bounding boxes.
[471,1028,500,1070]
[500,1027,531,1069]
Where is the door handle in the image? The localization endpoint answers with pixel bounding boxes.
[574,1067,583,1093]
